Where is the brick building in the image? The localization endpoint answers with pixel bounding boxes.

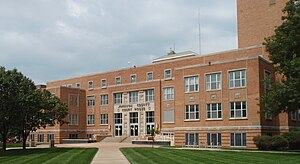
[30,0,300,148]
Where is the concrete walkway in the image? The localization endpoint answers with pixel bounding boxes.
[52,142,156,164]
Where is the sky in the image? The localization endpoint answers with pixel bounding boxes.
[0,0,237,84]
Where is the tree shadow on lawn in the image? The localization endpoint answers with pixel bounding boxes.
[0,148,71,157]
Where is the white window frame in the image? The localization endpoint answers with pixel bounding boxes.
[163,87,174,100]
[101,79,107,88]
[184,104,200,120]
[115,76,121,85]
[230,101,247,119]
[207,133,222,147]
[146,89,154,102]
[206,103,222,119]
[68,114,79,125]
[130,74,137,83]
[100,114,108,125]
[229,69,246,88]
[205,72,221,91]
[76,83,81,88]
[185,133,199,146]
[114,93,122,104]
[164,69,172,79]
[230,133,246,147]
[67,84,72,88]
[147,72,153,81]
[162,110,174,123]
[38,134,44,143]
[146,111,155,134]
[100,94,108,105]
[87,95,95,107]
[88,81,94,89]
[129,91,138,103]
[47,134,54,142]
[87,115,95,125]
[184,75,199,92]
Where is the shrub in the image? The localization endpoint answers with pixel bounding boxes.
[283,131,300,150]
[253,135,272,150]
[271,135,288,150]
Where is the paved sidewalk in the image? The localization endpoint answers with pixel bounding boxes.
[52,142,156,164]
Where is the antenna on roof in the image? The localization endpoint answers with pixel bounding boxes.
[198,8,202,56]
[173,42,176,51]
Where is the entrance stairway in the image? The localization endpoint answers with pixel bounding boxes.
[100,136,134,143]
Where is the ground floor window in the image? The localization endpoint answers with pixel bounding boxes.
[185,133,199,146]
[38,134,44,143]
[69,134,78,139]
[100,114,108,125]
[87,115,95,125]
[29,134,35,141]
[47,134,54,142]
[230,133,246,147]
[207,133,221,147]
[87,134,93,139]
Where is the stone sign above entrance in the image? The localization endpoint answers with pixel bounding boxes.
[114,102,154,113]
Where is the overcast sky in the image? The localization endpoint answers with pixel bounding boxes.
[0,0,237,84]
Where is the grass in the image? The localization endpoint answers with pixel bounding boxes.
[0,143,28,148]
[120,148,300,164]
[0,148,98,164]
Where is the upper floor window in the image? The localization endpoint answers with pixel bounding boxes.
[164,69,172,79]
[146,89,154,102]
[229,70,246,88]
[87,115,95,125]
[163,87,174,100]
[100,94,108,105]
[101,79,107,88]
[131,74,137,83]
[87,95,95,107]
[100,114,108,125]
[147,72,153,81]
[68,114,79,125]
[264,70,272,92]
[206,103,222,119]
[206,73,221,90]
[129,91,138,103]
[67,84,72,88]
[115,76,121,85]
[230,101,247,118]
[76,83,81,88]
[114,93,122,104]
[184,76,199,92]
[88,81,94,89]
[185,104,199,120]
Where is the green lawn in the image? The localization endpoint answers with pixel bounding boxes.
[120,148,300,164]
[0,143,28,148]
[0,148,97,164]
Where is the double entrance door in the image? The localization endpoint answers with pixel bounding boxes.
[130,124,138,136]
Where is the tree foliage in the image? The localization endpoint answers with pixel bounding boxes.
[262,0,300,115]
[0,67,68,150]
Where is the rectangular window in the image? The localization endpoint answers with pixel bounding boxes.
[229,70,246,88]
[87,115,95,125]
[185,133,199,146]
[206,103,222,119]
[87,134,93,139]
[185,105,200,120]
[184,76,199,92]
[264,70,272,92]
[29,134,35,141]
[38,134,44,143]
[114,93,122,104]
[230,101,247,118]
[291,110,297,121]
[115,76,121,85]
[68,114,79,125]
[76,83,81,88]
[114,113,122,124]
[100,114,108,125]
[129,91,138,103]
[163,87,174,100]
[100,94,108,105]
[163,110,174,123]
[206,73,221,90]
[47,134,54,142]
[230,133,246,147]
[88,81,94,89]
[207,133,222,147]
[67,84,72,88]
[147,72,153,81]
[164,69,172,79]
[68,94,73,107]
[101,79,107,88]
[146,89,154,102]
[87,96,95,107]
[130,112,138,124]
[131,74,137,83]
[69,134,78,139]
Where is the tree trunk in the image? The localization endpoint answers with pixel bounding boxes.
[22,130,29,150]
[2,124,7,151]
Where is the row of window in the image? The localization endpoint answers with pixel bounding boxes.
[66,70,246,91]
[86,89,154,106]
[185,133,246,147]
[29,134,54,143]
[163,102,247,123]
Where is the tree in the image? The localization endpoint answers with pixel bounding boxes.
[262,0,300,115]
[148,129,159,148]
